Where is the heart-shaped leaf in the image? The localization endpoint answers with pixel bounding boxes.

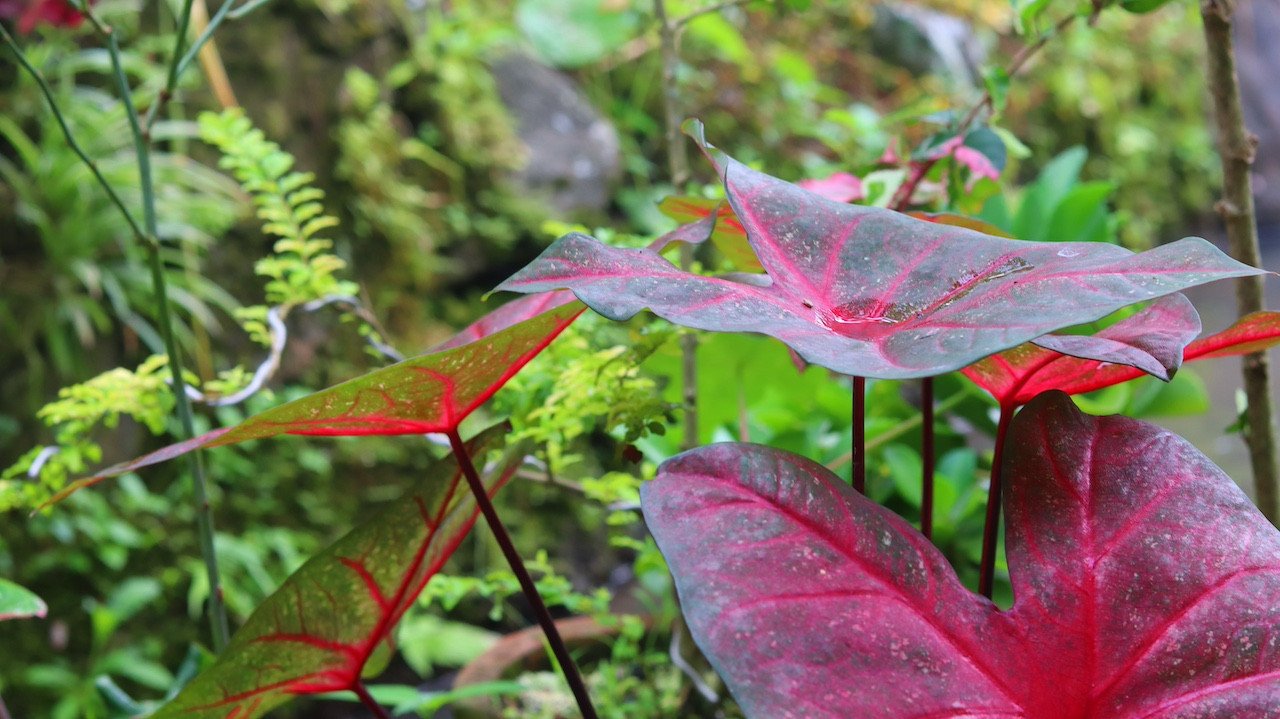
[500,124,1263,379]
[45,303,583,505]
[0,578,46,621]
[152,425,522,719]
[642,392,1280,717]
[965,305,1280,406]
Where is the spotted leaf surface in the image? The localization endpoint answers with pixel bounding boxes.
[642,392,1280,718]
[501,125,1262,378]
[152,426,521,719]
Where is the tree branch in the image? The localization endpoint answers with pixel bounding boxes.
[1200,0,1279,523]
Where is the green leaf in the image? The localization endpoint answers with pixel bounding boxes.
[963,126,1007,172]
[0,578,47,621]
[515,0,639,68]
[152,425,524,719]
[1121,0,1174,12]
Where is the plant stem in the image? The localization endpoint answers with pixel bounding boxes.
[851,376,866,493]
[978,403,1015,599]
[827,387,971,471]
[105,19,231,650]
[920,377,935,540]
[352,682,389,719]
[1200,0,1280,524]
[654,0,699,451]
[446,430,599,719]
[143,0,196,130]
[888,10,1085,209]
[0,25,147,243]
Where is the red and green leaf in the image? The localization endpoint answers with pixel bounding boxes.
[152,425,522,719]
[501,123,1262,379]
[965,306,1280,406]
[657,195,761,271]
[642,392,1280,717]
[46,303,583,505]
[0,578,46,621]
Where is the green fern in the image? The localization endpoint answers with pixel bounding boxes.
[198,109,359,343]
[1,355,181,511]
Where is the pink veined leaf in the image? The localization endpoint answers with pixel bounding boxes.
[151,425,523,719]
[964,305,1280,407]
[498,120,1264,379]
[796,172,865,203]
[42,303,584,506]
[430,212,718,353]
[641,391,1280,718]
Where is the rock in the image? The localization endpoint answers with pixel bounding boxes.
[869,3,987,87]
[490,53,621,214]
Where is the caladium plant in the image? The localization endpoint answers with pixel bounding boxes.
[642,392,1280,718]
[499,123,1263,379]
[151,425,523,719]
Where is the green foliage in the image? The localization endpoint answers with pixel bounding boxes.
[1,356,175,511]
[197,109,357,327]
[0,38,242,403]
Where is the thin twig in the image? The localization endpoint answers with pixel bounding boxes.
[0,25,147,243]
[888,10,1086,210]
[1200,0,1279,524]
[673,0,752,30]
[101,7,231,649]
[654,0,700,451]
[143,0,197,131]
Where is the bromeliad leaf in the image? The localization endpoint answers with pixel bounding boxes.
[152,425,522,719]
[965,304,1280,406]
[642,392,1280,717]
[0,578,46,621]
[500,123,1263,379]
[45,303,583,505]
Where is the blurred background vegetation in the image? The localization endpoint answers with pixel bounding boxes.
[0,0,1249,716]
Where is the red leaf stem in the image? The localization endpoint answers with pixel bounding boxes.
[978,402,1015,599]
[851,377,866,494]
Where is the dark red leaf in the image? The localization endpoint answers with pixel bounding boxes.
[642,392,1280,717]
[964,305,1280,406]
[500,124,1263,379]
[44,303,583,506]
[151,425,522,719]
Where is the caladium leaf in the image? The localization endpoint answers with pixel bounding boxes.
[501,124,1263,379]
[0,578,46,621]
[431,213,718,352]
[965,305,1280,407]
[45,303,583,505]
[151,424,521,719]
[642,392,1280,717]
